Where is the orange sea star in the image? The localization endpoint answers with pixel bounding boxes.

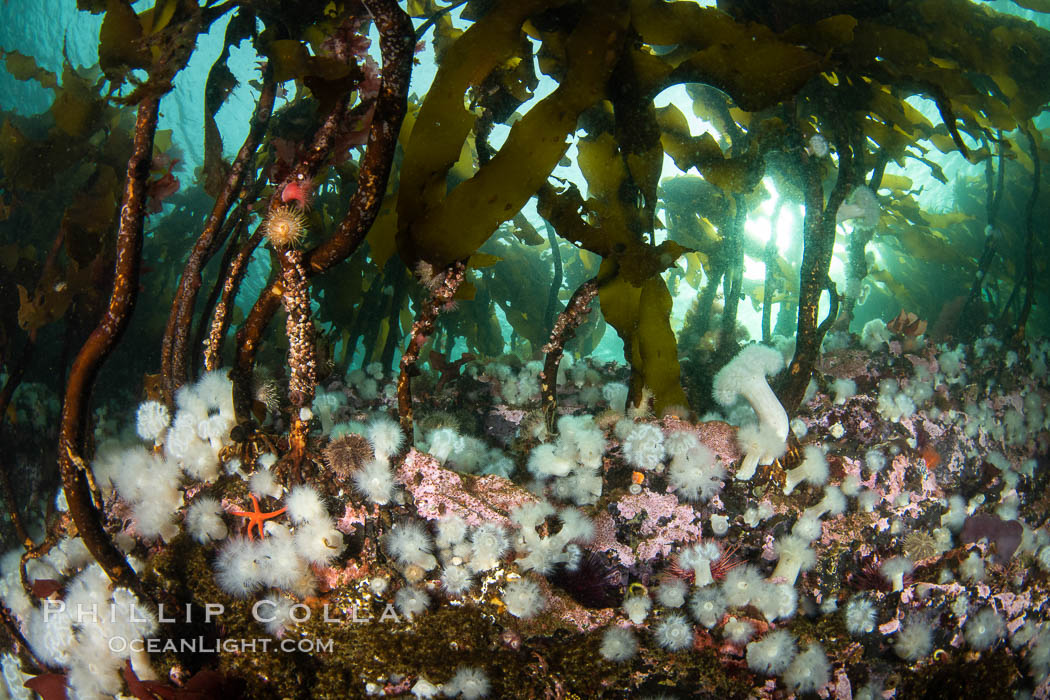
[230,494,286,539]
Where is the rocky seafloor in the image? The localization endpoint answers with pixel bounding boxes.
[2,324,1049,700]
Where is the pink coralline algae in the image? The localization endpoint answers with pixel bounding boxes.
[660,416,742,467]
[397,448,535,526]
[589,511,636,567]
[615,490,703,562]
[312,559,373,592]
[880,453,929,512]
[335,501,370,534]
[833,669,853,699]
[905,352,938,376]
[694,419,743,465]
[879,618,900,634]
[994,590,1032,619]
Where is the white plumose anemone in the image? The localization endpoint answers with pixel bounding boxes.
[712,345,789,480]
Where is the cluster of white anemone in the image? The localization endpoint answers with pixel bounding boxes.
[417,425,515,479]
[90,371,237,542]
[525,414,607,505]
[510,501,594,576]
[383,512,554,621]
[0,372,250,696]
[346,414,406,505]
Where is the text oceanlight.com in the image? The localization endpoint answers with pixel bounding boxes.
[109,637,335,654]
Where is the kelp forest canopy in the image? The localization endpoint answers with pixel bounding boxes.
[1,0,1049,505]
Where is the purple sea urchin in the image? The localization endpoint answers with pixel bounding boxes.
[547,550,624,609]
